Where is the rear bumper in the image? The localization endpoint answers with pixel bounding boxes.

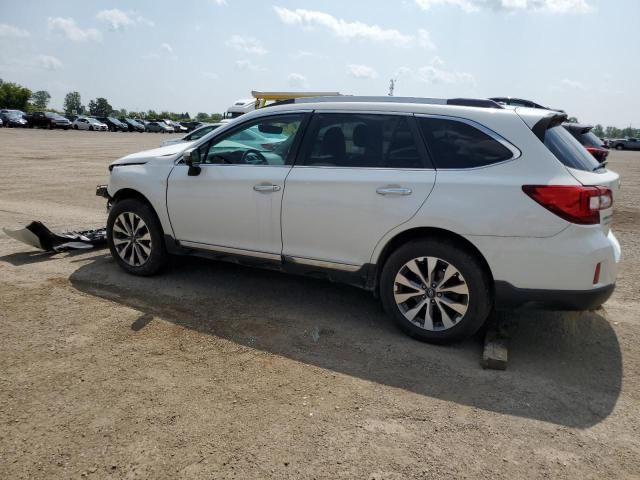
[467,227,621,292]
[495,281,615,310]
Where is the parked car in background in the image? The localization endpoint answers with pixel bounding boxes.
[0,117,3,127]
[27,111,71,130]
[563,123,609,164]
[0,109,26,120]
[161,123,222,146]
[73,116,108,131]
[100,96,620,344]
[121,118,145,132]
[95,116,128,132]
[0,111,28,127]
[180,121,206,132]
[145,121,174,133]
[609,138,640,151]
[164,119,187,133]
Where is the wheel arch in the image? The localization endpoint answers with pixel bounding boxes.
[112,188,153,207]
[109,187,179,251]
[371,227,494,293]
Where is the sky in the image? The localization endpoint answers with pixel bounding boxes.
[0,0,638,126]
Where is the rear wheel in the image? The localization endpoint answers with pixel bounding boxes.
[380,239,492,343]
[107,199,168,276]
[616,144,624,150]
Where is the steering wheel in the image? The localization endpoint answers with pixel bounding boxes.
[241,149,268,165]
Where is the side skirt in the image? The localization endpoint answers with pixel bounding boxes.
[164,235,376,291]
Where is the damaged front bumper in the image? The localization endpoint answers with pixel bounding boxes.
[96,185,112,210]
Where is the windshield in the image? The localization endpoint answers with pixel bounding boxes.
[544,126,601,172]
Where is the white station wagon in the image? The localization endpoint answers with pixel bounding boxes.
[98,97,621,343]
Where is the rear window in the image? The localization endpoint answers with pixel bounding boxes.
[580,131,604,148]
[544,126,600,172]
[418,117,514,169]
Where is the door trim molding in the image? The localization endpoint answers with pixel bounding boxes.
[178,241,281,261]
[284,255,362,272]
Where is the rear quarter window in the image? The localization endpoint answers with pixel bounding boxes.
[418,117,514,169]
[544,126,600,172]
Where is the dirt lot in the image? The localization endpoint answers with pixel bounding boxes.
[1,129,639,479]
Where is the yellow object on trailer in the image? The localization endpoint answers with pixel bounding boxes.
[251,91,341,109]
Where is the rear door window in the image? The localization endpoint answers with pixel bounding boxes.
[300,113,427,168]
[544,126,600,172]
[418,117,514,169]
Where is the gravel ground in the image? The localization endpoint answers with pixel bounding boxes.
[0,129,639,479]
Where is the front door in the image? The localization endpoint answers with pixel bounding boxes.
[167,113,307,257]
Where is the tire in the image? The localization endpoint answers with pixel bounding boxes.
[73,125,78,130]
[380,238,492,344]
[89,126,94,131]
[107,199,168,276]
[616,144,624,151]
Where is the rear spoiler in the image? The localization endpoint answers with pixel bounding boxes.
[531,112,568,142]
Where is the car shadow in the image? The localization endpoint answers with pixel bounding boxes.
[0,248,96,266]
[69,254,622,429]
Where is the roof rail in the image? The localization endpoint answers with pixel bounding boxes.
[268,96,503,109]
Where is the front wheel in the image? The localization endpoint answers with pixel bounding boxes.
[616,144,624,151]
[380,239,492,344]
[107,199,168,276]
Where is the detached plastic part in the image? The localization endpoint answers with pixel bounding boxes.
[3,221,107,252]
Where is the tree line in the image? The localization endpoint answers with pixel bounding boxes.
[2,77,638,137]
[0,78,223,123]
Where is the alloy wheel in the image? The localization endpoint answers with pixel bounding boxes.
[393,256,469,331]
[112,212,152,267]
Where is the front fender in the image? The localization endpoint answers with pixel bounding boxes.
[108,163,175,238]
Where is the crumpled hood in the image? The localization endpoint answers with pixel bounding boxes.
[112,141,194,165]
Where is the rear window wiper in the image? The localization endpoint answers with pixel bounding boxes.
[592,162,607,171]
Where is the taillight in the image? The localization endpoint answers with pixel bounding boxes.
[522,185,613,225]
[585,147,608,160]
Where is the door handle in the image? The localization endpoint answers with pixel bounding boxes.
[376,187,412,196]
[253,184,281,192]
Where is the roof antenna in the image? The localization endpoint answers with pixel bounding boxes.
[388,78,396,97]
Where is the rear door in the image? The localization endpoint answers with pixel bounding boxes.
[281,112,436,268]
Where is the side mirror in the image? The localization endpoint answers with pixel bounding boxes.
[184,148,201,176]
